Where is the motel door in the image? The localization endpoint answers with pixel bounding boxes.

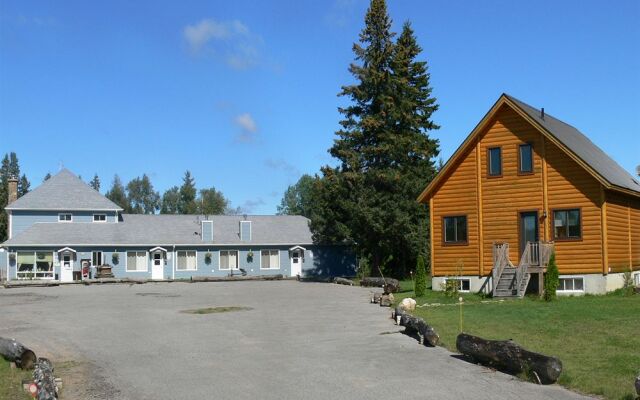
[290,250,302,277]
[60,254,74,282]
[151,253,163,280]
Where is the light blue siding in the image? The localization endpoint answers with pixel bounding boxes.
[202,221,213,242]
[240,221,251,241]
[10,210,118,238]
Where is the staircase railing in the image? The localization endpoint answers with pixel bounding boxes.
[492,242,510,294]
[515,241,555,297]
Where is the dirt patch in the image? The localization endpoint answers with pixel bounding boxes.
[56,359,120,400]
[180,306,253,314]
[0,292,57,306]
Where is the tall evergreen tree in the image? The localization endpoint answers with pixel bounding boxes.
[43,173,52,181]
[18,174,30,196]
[277,174,316,217]
[311,0,440,276]
[126,174,160,214]
[179,171,198,214]
[0,152,26,242]
[89,174,101,191]
[160,186,181,214]
[197,187,228,215]
[105,175,130,211]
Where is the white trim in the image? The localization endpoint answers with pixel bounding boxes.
[125,250,149,272]
[5,242,316,247]
[58,213,73,222]
[8,211,12,239]
[218,250,239,270]
[175,250,197,271]
[6,207,123,211]
[557,277,585,293]
[92,213,107,223]
[443,277,471,293]
[288,245,307,252]
[201,220,213,241]
[149,246,167,253]
[57,247,76,253]
[259,249,280,270]
[240,220,252,241]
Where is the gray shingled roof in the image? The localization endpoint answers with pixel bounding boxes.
[3,214,314,246]
[505,94,640,193]
[5,169,123,211]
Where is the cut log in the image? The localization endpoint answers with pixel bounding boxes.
[333,277,354,286]
[33,358,57,400]
[456,333,562,384]
[360,277,399,293]
[399,314,439,346]
[635,374,639,395]
[0,337,37,370]
[392,306,405,325]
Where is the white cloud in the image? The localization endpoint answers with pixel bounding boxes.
[324,0,358,28]
[264,159,299,176]
[183,18,261,70]
[241,198,265,213]
[234,113,258,143]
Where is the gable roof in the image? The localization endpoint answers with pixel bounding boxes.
[2,214,314,247]
[5,169,123,211]
[418,94,640,202]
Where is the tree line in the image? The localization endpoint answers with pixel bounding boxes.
[277,0,440,278]
[0,152,31,242]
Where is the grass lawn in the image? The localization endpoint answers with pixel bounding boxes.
[390,278,640,400]
[0,358,32,400]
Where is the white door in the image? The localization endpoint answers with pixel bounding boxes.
[61,254,73,282]
[151,253,163,280]
[290,250,302,277]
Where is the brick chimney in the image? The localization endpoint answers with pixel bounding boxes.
[7,176,18,204]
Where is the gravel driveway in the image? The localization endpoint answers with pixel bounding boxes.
[0,281,590,399]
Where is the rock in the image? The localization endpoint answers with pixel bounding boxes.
[360,277,400,293]
[399,314,439,346]
[334,277,354,286]
[371,292,383,304]
[399,298,417,311]
[380,293,394,307]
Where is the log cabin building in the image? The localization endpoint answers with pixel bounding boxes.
[418,94,640,296]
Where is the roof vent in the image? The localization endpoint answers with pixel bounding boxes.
[540,107,545,120]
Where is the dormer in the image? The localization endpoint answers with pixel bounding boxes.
[240,220,252,241]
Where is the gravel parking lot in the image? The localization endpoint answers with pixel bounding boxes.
[0,281,590,399]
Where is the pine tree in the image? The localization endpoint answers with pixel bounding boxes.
[414,255,427,297]
[544,252,559,301]
[160,186,181,214]
[43,173,52,181]
[0,152,27,242]
[179,171,198,214]
[89,174,101,191]
[18,174,30,196]
[277,174,316,217]
[105,175,130,211]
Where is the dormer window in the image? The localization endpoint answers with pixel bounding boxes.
[58,213,72,222]
[93,214,107,222]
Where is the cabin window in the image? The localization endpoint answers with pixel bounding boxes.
[219,250,238,270]
[558,277,584,292]
[553,209,581,240]
[126,251,147,272]
[260,250,280,270]
[445,278,470,292]
[443,216,468,244]
[58,213,72,222]
[488,147,502,176]
[518,143,533,174]
[93,214,107,222]
[176,251,197,271]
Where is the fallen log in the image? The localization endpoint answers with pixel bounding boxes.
[635,374,639,396]
[456,333,562,384]
[0,337,36,369]
[334,277,354,286]
[399,314,439,347]
[33,358,57,400]
[392,306,405,325]
[360,277,399,293]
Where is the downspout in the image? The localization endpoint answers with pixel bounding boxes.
[172,245,175,280]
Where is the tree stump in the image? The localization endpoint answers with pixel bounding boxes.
[360,277,399,293]
[399,314,439,346]
[0,337,36,370]
[456,333,562,384]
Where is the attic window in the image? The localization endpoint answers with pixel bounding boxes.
[93,214,107,222]
[58,213,72,222]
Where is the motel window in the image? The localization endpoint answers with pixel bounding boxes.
[219,250,238,270]
[58,213,72,222]
[126,251,147,272]
[17,252,35,278]
[488,147,502,176]
[553,209,581,240]
[16,251,53,279]
[443,216,468,244]
[177,251,197,271]
[93,214,107,222]
[92,251,103,266]
[519,143,533,174]
[558,277,584,292]
[260,250,280,270]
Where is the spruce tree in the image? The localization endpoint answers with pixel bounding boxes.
[544,252,559,301]
[105,175,130,211]
[89,174,101,191]
[18,174,30,196]
[414,255,427,297]
[179,171,198,214]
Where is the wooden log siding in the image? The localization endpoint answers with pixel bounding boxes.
[606,192,634,272]
[631,198,640,269]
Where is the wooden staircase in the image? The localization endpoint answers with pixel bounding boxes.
[492,242,554,299]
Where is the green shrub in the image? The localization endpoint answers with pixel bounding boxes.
[414,255,427,297]
[622,265,634,296]
[544,252,559,301]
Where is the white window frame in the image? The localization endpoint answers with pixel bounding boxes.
[16,251,54,280]
[176,250,197,271]
[93,214,107,222]
[58,213,72,222]
[444,278,470,293]
[557,277,585,293]
[260,250,280,270]
[126,251,148,272]
[219,250,239,270]
[635,273,640,287]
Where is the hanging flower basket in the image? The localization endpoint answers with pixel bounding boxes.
[9,253,16,262]
[204,252,212,265]
[247,250,254,263]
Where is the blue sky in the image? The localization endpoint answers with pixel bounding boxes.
[1,0,638,214]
